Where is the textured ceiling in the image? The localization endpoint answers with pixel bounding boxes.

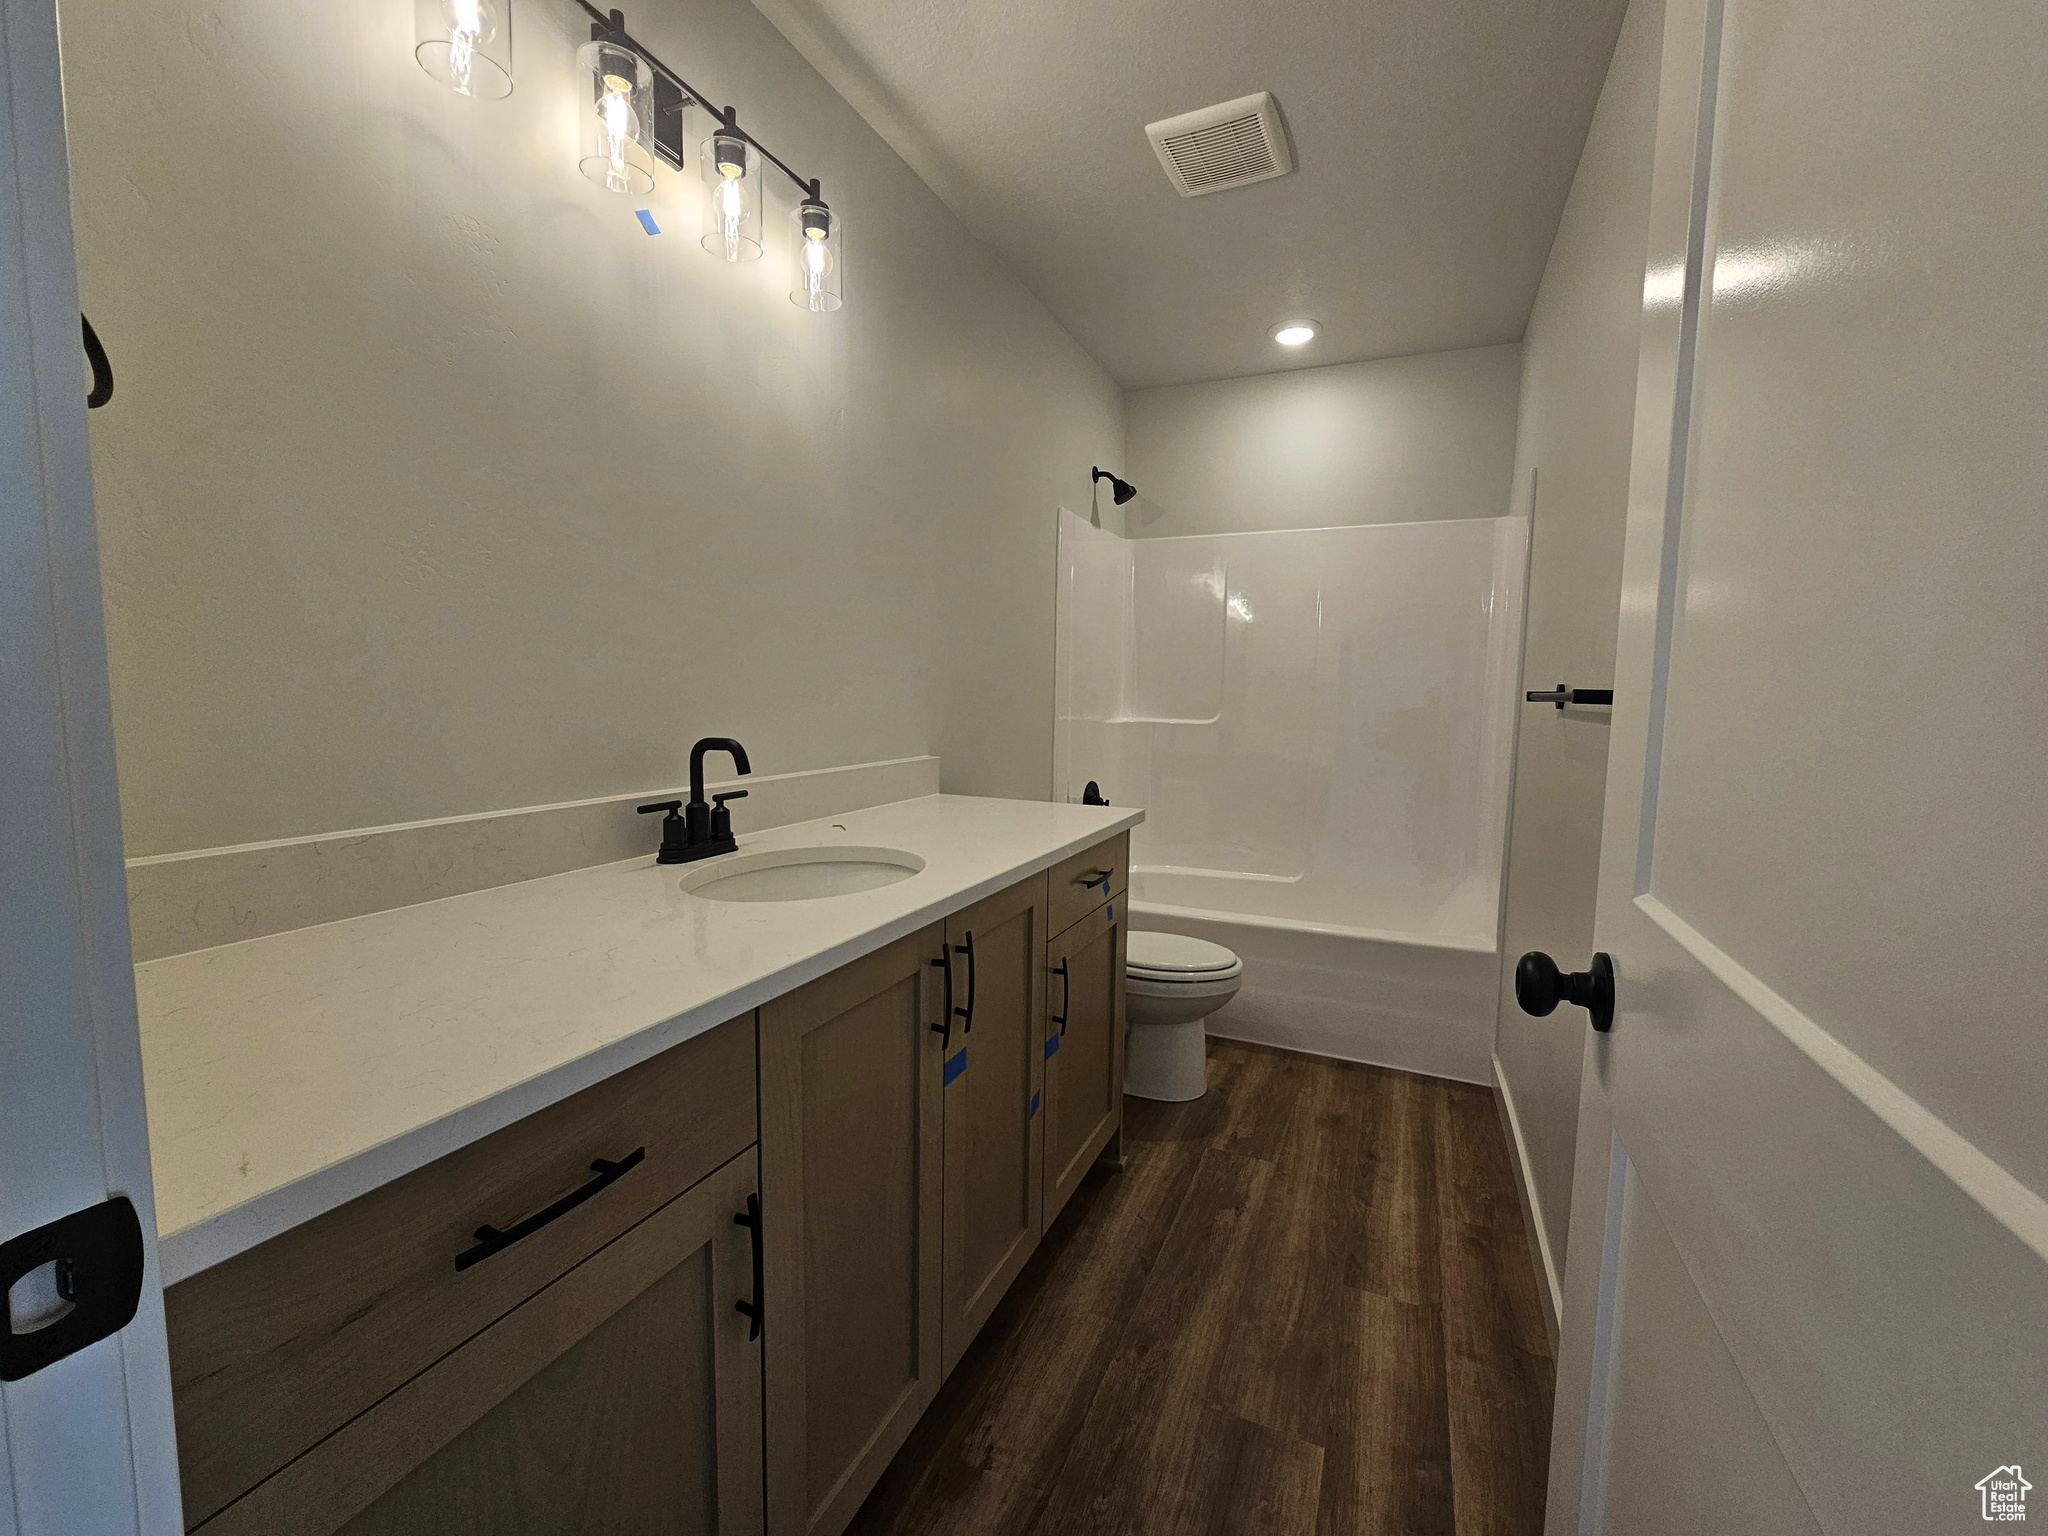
[750,0,1630,388]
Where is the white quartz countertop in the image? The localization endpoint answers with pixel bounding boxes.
[137,794,1141,1283]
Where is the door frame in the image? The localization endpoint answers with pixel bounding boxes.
[1546,0,2048,1527]
[0,0,181,1527]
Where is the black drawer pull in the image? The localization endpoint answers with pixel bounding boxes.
[455,1147,646,1272]
[733,1193,764,1341]
[1050,957,1071,1034]
[955,930,977,1034]
[1077,868,1113,892]
[930,949,953,1047]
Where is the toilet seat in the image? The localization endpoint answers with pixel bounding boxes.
[1126,931,1243,985]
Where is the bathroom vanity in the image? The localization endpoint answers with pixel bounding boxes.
[141,798,1134,1535]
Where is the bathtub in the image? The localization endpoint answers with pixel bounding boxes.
[1128,867,1501,1085]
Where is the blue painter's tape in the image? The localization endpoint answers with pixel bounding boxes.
[1044,1033,1061,1059]
[1107,902,1115,921]
[943,1048,968,1086]
[1030,1091,1040,1118]
[635,208,661,235]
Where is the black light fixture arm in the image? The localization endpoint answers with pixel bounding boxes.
[569,1,825,207]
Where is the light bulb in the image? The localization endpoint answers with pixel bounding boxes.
[716,168,751,262]
[701,131,763,261]
[598,73,635,192]
[789,200,841,310]
[577,42,652,195]
[1273,322,1318,346]
[417,0,509,98]
[803,232,834,287]
[447,0,483,94]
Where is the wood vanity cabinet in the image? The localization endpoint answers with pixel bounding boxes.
[166,1016,762,1534]
[203,1151,764,1536]
[757,854,1114,1536]
[759,925,947,1536]
[939,876,1047,1374]
[166,835,1130,1536]
[1043,840,1128,1229]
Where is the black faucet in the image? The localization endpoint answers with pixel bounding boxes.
[639,737,752,864]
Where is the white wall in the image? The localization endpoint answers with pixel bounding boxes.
[62,0,1121,857]
[1121,343,1521,537]
[1491,0,1664,1307]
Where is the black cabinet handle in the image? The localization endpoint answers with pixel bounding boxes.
[1514,952,1616,1033]
[454,1147,645,1272]
[81,314,112,409]
[1077,868,1113,892]
[732,1193,763,1342]
[930,949,953,1047]
[1050,956,1071,1035]
[954,931,976,1034]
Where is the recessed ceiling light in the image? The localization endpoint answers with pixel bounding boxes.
[1273,321,1318,346]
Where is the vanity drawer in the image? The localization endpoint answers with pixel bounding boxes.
[166,1014,757,1531]
[1047,832,1128,938]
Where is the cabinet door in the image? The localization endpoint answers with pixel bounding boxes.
[1043,899,1126,1229]
[195,1150,765,1536]
[940,876,1046,1375]
[759,926,946,1536]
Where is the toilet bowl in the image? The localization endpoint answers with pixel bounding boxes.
[1124,931,1243,1102]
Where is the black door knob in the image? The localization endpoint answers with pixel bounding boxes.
[1515,951,1616,1033]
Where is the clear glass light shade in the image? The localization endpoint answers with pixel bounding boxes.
[789,203,843,312]
[415,0,512,99]
[700,133,764,262]
[577,42,655,196]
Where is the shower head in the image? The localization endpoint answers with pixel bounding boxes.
[1092,466,1138,506]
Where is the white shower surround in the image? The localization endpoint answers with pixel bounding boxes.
[1054,510,1527,1082]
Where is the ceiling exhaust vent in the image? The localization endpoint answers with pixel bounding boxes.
[1145,92,1292,198]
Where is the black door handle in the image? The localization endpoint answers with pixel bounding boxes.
[0,1196,145,1381]
[954,931,976,1034]
[732,1193,764,1341]
[930,949,953,1046]
[1515,952,1615,1033]
[455,1147,645,1271]
[1050,956,1070,1034]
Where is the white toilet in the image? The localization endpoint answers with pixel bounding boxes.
[1123,931,1243,1102]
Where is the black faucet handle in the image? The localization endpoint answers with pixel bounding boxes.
[638,799,683,816]
[709,789,748,844]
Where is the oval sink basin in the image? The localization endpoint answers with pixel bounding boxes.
[680,845,926,903]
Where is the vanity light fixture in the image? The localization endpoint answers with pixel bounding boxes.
[703,108,764,262]
[791,190,843,310]
[415,0,513,98]
[1273,321,1318,346]
[1092,467,1138,506]
[578,34,655,195]
[417,0,847,309]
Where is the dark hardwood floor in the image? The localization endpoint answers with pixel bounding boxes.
[845,1038,1556,1536]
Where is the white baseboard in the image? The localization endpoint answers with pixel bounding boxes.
[1205,1002,1495,1087]
[1492,1052,1563,1347]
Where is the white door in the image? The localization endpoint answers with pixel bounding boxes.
[1539,0,2048,1531]
[0,0,182,1528]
